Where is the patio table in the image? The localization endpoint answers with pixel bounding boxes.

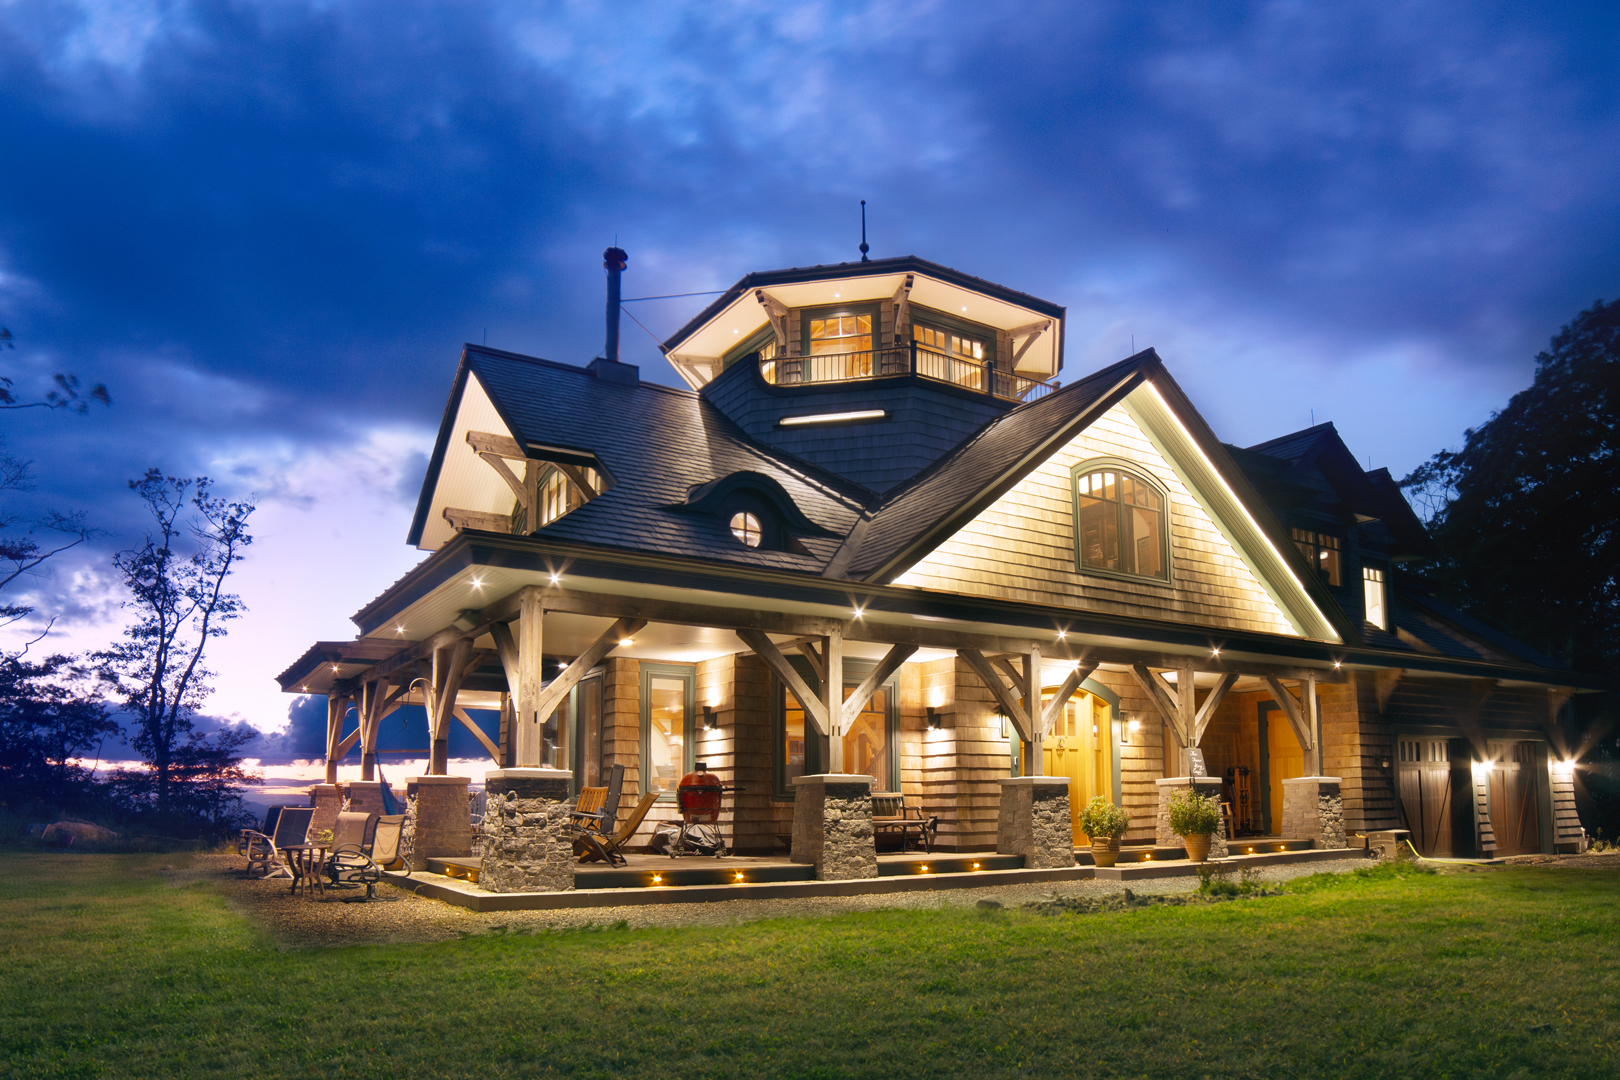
[280,844,330,898]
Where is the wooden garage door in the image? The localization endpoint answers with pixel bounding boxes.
[1488,740,1542,857]
[1397,737,1454,857]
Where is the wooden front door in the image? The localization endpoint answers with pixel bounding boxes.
[1266,716,1305,835]
[1397,737,1456,856]
[1487,740,1542,856]
[1041,691,1112,845]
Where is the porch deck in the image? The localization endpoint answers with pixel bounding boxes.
[402,841,1359,912]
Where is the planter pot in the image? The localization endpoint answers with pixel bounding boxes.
[1182,833,1212,863]
[1090,838,1120,868]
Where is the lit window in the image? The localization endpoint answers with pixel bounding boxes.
[1291,528,1342,586]
[730,511,762,548]
[913,323,990,390]
[1363,566,1387,629]
[1074,467,1167,580]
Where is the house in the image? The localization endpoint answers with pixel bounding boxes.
[277,251,1595,893]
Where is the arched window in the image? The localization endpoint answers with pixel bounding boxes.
[1073,464,1168,581]
[729,511,762,547]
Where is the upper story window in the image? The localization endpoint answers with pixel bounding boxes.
[724,327,779,382]
[913,321,992,392]
[800,305,879,382]
[1072,465,1168,581]
[1291,528,1342,586]
[1363,566,1387,629]
[535,466,601,527]
[730,511,762,548]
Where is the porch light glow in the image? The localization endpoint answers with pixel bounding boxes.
[1127,719,1141,736]
[1056,630,1066,640]
[470,577,483,589]
[734,872,744,882]
[1211,648,1220,657]
[396,626,405,634]
[652,873,662,884]
[972,862,980,871]
[619,638,634,647]
[1334,660,1342,668]
[779,409,888,427]
[549,573,561,584]
[1554,759,1577,778]
[920,864,929,873]
[852,607,864,619]
[1143,853,1151,860]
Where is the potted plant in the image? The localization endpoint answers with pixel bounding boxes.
[1078,796,1130,867]
[1167,785,1220,862]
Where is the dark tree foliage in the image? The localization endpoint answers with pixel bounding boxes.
[95,472,257,827]
[1402,298,1620,672]
[0,652,118,814]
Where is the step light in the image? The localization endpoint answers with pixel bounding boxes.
[778,409,888,427]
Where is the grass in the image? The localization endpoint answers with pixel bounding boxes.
[1,855,1617,1078]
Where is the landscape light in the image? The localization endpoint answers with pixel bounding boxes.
[734,872,744,882]
[972,862,981,871]
[652,874,662,885]
[920,865,929,873]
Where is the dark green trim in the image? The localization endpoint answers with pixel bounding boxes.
[639,662,696,804]
[1071,456,1173,585]
[771,657,899,798]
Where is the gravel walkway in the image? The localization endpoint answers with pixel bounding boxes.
[175,854,1376,950]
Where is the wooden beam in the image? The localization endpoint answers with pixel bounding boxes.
[477,451,530,508]
[755,288,790,348]
[822,631,844,770]
[490,621,520,696]
[797,639,826,685]
[466,431,525,459]
[552,462,599,501]
[323,692,351,785]
[1459,678,1496,758]
[1041,662,1098,734]
[532,617,647,725]
[1263,676,1315,754]
[1008,320,1051,367]
[1130,663,1189,747]
[430,638,471,774]
[1192,672,1239,745]
[738,628,829,736]
[841,644,918,729]
[443,507,511,534]
[334,726,361,759]
[958,648,1034,743]
[481,586,847,641]
[452,706,502,764]
[516,587,544,766]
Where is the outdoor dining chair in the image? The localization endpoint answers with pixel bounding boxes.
[332,813,410,903]
[239,805,291,878]
[319,811,379,895]
[259,806,315,883]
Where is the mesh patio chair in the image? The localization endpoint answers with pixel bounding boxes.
[259,807,315,884]
[320,811,379,894]
[239,805,291,878]
[334,814,410,903]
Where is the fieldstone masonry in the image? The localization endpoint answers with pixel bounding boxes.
[996,777,1074,868]
[791,774,878,880]
[479,768,576,892]
[339,780,386,816]
[1155,777,1229,858]
[307,784,341,837]
[403,775,472,864]
[1281,776,1347,849]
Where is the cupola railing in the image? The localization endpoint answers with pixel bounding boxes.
[762,342,1057,403]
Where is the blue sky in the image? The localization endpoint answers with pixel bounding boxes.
[2,1,1618,742]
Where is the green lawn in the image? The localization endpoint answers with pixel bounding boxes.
[1,855,1617,1078]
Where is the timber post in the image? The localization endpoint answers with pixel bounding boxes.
[518,587,544,767]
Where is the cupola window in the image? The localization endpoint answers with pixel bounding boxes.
[1291,528,1342,587]
[1073,465,1168,581]
[730,511,762,548]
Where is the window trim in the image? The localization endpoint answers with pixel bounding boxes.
[1290,527,1344,588]
[772,657,900,799]
[639,662,696,804]
[798,302,883,355]
[1362,564,1388,630]
[909,305,998,367]
[1069,457,1174,585]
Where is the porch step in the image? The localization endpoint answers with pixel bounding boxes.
[578,861,815,889]
[1074,839,1317,865]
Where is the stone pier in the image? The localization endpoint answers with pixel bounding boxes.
[339,780,386,816]
[1155,776,1229,858]
[996,777,1075,869]
[403,775,472,869]
[307,784,341,836]
[791,774,878,880]
[479,768,575,893]
[1281,776,1347,849]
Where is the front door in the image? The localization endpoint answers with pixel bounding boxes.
[1040,690,1112,845]
[1487,740,1542,856]
[1398,737,1456,856]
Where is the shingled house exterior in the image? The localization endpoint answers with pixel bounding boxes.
[278,253,1595,891]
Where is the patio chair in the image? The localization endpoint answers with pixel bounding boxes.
[576,788,659,867]
[239,805,290,878]
[571,763,625,838]
[259,806,315,884]
[334,814,411,903]
[319,811,379,894]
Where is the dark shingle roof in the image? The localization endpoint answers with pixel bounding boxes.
[420,348,871,572]
[831,353,1151,581]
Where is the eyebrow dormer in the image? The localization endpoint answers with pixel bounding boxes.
[662,256,1065,403]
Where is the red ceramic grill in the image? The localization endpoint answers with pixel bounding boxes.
[676,763,724,823]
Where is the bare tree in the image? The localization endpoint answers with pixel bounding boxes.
[95,472,254,816]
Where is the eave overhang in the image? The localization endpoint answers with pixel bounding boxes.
[331,531,1607,693]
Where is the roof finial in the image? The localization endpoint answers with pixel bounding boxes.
[859,199,870,262]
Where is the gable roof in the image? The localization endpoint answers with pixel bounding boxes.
[408,346,871,573]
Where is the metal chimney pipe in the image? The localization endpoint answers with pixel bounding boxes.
[603,246,628,362]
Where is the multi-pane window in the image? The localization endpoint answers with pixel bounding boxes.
[730,511,761,548]
[777,676,897,795]
[1291,528,1342,586]
[913,323,989,390]
[1363,565,1387,629]
[533,466,601,528]
[809,313,872,355]
[1074,467,1167,580]
[803,311,875,381]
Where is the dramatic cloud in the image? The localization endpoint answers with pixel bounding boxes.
[2,1,1618,726]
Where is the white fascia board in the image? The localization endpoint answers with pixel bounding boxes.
[1122,381,1340,643]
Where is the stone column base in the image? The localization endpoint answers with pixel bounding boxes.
[997,777,1074,869]
[480,769,575,893]
[404,775,472,868]
[1281,776,1346,849]
[1155,777,1229,858]
[307,784,341,837]
[339,781,386,816]
[791,774,877,880]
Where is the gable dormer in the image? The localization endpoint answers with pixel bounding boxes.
[662,256,1067,493]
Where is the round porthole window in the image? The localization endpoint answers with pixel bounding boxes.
[729,511,762,548]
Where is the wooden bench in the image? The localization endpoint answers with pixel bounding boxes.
[871,792,937,854]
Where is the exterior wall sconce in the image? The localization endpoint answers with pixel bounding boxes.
[927,706,941,730]
[703,705,718,731]
[1125,717,1141,744]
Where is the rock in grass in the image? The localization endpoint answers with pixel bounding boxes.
[975,899,1003,910]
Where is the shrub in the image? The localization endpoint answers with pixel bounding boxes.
[1078,796,1130,840]
[1168,786,1219,837]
